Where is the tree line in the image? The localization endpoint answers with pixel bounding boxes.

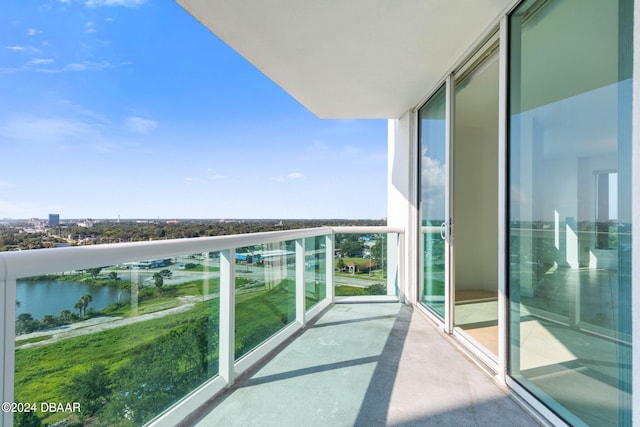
[16,293,95,335]
[1,219,384,251]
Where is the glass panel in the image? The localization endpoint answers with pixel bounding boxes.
[419,86,447,318]
[305,235,327,310]
[15,254,220,426]
[509,0,632,425]
[453,50,499,357]
[234,240,296,360]
[334,233,388,296]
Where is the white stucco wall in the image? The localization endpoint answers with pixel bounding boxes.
[388,113,417,304]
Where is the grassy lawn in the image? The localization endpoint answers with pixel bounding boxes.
[335,285,367,296]
[15,301,215,424]
[14,278,302,426]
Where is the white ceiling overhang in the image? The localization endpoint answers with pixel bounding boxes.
[176,0,512,119]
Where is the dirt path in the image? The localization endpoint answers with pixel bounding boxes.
[17,293,218,349]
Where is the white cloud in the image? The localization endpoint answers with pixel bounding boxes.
[33,61,110,73]
[59,99,111,126]
[85,0,147,7]
[124,116,158,134]
[68,63,87,71]
[1,59,111,74]
[0,103,110,148]
[27,28,41,36]
[205,169,225,180]
[0,117,99,145]
[28,58,55,65]
[5,45,42,54]
[5,45,26,52]
[420,150,446,213]
[271,172,305,182]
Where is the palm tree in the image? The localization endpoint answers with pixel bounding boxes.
[60,309,72,323]
[80,294,93,317]
[42,314,57,328]
[74,301,84,317]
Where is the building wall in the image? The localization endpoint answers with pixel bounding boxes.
[388,112,417,303]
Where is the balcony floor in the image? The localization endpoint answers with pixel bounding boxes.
[191,299,540,426]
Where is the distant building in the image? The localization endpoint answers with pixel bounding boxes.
[48,214,60,226]
[124,259,168,269]
[78,219,94,228]
[31,218,46,230]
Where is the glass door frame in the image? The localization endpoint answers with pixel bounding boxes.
[416,76,454,334]
[449,34,501,370]
[415,23,508,379]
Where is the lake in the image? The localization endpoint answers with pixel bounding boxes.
[16,279,129,320]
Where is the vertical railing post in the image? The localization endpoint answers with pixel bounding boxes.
[296,238,306,327]
[219,249,235,387]
[0,256,6,427]
[398,232,406,303]
[325,233,334,303]
[386,232,398,297]
[0,270,16,427]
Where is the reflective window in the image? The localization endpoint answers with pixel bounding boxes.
[509,0,633,425]
[419,86,447,318]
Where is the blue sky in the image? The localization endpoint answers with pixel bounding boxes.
[0,0,387,220]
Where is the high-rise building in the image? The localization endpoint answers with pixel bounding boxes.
[48,214,60,226]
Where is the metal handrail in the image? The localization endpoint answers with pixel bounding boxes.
[0,226,403,280]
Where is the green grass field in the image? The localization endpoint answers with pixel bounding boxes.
[14,276,309,426]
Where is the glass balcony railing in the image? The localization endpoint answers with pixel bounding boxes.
[333,230,397,298]
[0,226,403,427]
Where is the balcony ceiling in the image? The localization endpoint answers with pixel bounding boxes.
[176,0,512,119]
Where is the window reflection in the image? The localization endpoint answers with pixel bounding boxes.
[508,0,632,425]
[419,86,447,318]
[596,171,618,250]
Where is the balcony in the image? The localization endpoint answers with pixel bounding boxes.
[188,300,538,427]
[0,227,536,426]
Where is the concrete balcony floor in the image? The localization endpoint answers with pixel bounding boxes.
[190,299,540,426]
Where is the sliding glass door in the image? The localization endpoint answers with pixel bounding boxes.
[418,86,448,319]
[509,0,633,425]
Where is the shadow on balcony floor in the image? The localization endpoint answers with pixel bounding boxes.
[189,301,540,426]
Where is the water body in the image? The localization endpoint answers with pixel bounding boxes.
[16,279,129,320]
